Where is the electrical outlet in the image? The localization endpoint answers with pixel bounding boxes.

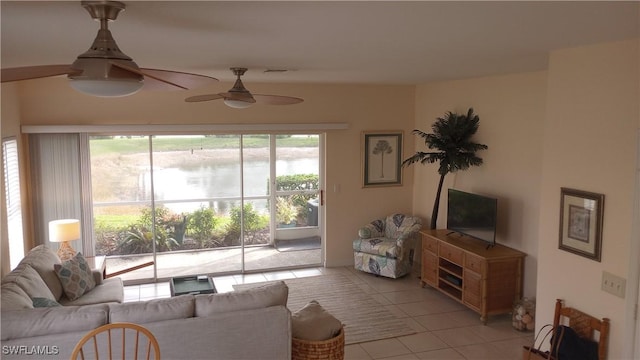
[601,271,626,298]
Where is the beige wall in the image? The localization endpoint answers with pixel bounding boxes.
[536,39,639,358]
[3,79,417,268]
[413,71,548,298]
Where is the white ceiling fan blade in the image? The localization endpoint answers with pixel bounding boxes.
[253,94,304,105]
[1,64,79,83]
[185,93,225,102]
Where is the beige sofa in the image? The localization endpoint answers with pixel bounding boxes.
[1,246,292,359]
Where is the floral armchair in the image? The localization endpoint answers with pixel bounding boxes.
[352,214,423,279]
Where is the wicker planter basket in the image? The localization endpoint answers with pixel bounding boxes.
[291,326,345,360]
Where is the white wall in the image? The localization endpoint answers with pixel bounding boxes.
[536,39,638,359]
[413,71,548,298]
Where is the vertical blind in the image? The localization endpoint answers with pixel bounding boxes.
[29,134,87,254]
[3,138,25,269]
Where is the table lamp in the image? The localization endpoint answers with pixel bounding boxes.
[49,219,80,261]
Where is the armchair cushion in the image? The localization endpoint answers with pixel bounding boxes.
[353,239,401,258]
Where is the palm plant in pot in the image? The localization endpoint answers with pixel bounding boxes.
[402,108,488,229]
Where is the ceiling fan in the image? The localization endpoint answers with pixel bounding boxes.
[185,67,304,109]
[0,1,218,97]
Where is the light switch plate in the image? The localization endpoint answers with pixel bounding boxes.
[601,271,626,298]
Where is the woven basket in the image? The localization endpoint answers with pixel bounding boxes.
[291,326,345,360]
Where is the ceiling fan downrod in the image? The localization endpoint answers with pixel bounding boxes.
[77,1,132,61]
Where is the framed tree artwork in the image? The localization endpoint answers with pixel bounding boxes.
[558,187,605,261]
[361,131,403,187]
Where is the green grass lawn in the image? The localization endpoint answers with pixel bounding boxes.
[90,135,319,156]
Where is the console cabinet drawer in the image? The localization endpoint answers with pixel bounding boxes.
[439,242,463,265]
[465,253,484,274]
[423,235,438,253]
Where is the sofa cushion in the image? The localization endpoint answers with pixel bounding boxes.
[54,252,96,301]
[6,264,58,302]
[18,245,64,300]
[195,281,288,317]
[0,282,34,310]
[32,297,62,308]
[292,300,342,341]
[59,277,124,306]
[109,295,195,324]
[1,304,109,341]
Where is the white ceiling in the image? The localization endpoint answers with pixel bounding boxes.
[1,1,638,85]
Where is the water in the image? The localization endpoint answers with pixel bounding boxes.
[149,158,318,214]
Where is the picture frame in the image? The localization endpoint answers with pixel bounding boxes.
[361,131,403,187]
[558,187,604,261]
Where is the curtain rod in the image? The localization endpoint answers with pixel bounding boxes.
[22,123,349,134]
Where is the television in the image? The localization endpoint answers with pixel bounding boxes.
[446,189,498,248]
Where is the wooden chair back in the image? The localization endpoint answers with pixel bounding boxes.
[71,322,160,360]
[553,298,610,360]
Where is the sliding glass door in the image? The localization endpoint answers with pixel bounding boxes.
[90,134,322,282]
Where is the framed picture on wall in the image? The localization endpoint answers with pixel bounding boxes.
[558,187,604,261]
[361,131,403,187]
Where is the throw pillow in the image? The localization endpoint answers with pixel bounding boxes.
[32,297,62,308]
[54,252,96,301]
[291,300,342,341]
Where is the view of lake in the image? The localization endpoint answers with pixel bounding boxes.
[146,158,319,214]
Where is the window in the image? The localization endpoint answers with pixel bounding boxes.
[2,138,24,270]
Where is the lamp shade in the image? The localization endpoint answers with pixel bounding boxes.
[49,219,81,243]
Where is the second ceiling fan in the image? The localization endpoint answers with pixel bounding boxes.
[185,67,304,109]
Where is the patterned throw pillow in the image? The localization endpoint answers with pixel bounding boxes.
[54,253,96,301]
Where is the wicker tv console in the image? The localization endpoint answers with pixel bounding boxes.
[420,229,526,324]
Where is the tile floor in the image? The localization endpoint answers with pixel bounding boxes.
[124,266,534,360]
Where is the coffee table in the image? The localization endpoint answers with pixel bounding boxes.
[170,275,217,296]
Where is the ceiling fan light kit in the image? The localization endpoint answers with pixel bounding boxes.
[224,99,254,109]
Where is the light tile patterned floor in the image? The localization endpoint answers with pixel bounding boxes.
[124,266,533,359]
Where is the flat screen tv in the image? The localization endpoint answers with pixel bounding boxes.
[446,189,497,248]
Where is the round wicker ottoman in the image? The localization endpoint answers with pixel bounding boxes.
[291,326,345,360]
